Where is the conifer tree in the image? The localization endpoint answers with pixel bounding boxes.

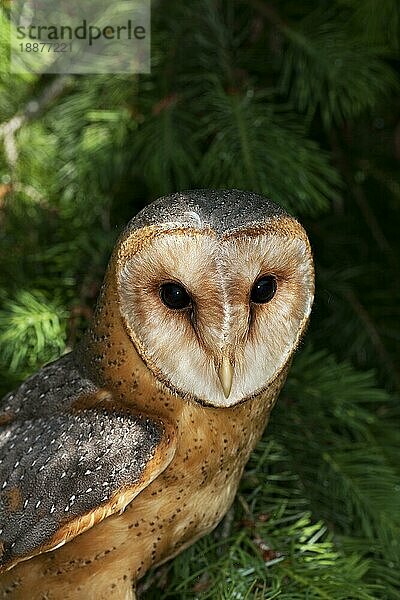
[0,1,399,597]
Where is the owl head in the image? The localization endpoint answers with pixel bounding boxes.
[101,190,314,408]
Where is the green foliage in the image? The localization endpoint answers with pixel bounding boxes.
[0,290,67,374]
[273,349,400,597]
[278,8,398,127]
[0,0,399,597]
[198,81,339,214]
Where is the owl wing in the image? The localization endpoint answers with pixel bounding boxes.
[0,353,176,573]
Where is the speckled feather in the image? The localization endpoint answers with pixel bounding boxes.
[124,189,287,236]
[0,354,171,572]
[0,190,314,599]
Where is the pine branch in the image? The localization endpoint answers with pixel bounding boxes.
[276,8,397,127]
[132,90,201,195]
[271,347,400,594]
[341,287,400,391]
[199,79,340,215]
[0,290,68,372]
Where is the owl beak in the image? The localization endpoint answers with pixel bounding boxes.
[218,355,234,399]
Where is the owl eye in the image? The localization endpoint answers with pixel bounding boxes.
[250,275,277,304]
[159,282,191,310]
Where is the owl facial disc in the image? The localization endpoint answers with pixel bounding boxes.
[117,220,313,407]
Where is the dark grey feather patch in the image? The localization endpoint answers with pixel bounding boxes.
[124,189,288,237]
[0,355,163,571]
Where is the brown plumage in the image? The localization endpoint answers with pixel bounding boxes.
[0,190,314,599]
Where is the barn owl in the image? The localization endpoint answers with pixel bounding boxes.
[0,189,314,599]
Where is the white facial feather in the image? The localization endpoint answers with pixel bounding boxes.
[118,227,314,407]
